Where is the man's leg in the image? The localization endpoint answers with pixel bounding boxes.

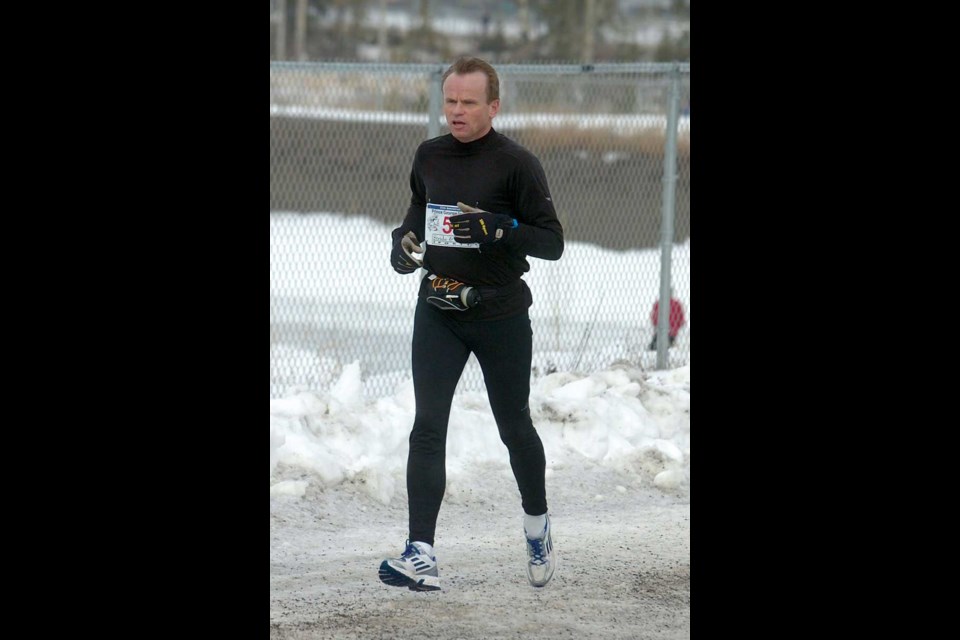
[470,311,547,517]
[408,301,470,546]
[470,311,555,586]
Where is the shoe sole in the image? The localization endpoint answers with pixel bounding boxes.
[378,560,441,592]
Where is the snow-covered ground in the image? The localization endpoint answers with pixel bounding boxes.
[270,204,690,638]
[270,212,690,399]
[270,360,689,638]
[268,103,690,136]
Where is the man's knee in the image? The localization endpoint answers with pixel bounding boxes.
[409,419,447,455]
[496,416,540,450]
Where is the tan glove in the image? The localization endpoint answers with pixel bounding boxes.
[401,231,424,265]
[455,202,483,214]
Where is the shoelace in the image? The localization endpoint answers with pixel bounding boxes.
[528,538,546,564]
[401,542,420,559]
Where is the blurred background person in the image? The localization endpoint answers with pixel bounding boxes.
[648,292,685,350]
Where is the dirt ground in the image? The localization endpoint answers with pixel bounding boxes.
[270,460,690,639]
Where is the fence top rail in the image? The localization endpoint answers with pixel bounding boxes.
[270,61,690,75]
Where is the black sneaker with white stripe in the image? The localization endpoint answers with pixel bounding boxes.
[378,540,440,592]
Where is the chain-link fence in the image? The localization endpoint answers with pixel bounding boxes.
[270,62,690,399]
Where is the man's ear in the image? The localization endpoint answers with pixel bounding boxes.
[489,99,500,118]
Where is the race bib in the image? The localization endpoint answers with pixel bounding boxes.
[425,202,480,249]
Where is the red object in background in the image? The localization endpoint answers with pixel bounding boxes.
[651,299,685,337]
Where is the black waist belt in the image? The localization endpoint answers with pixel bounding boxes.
[422,274,523,312]
[476,279,523,301]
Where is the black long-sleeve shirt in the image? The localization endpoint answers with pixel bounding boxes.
[392,128,564,320]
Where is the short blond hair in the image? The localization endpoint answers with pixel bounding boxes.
[441,56,500,103]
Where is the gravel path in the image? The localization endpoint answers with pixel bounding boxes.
[270,460,690,639]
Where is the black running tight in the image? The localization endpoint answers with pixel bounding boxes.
[407,300,547,546]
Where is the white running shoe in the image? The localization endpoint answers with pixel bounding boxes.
[524,515,556,587]
[378,540,440,592]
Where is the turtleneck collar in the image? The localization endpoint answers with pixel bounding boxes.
[449,127,498,152]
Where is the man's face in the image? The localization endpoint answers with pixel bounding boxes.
[443,71,499,143]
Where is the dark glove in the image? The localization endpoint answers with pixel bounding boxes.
[391,231,424,274]
[449,202,517,244]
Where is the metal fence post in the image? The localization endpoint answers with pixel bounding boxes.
[428,66,443,139]
[656,63,681,370]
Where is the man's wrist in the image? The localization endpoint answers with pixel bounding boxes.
[494,216,517,241]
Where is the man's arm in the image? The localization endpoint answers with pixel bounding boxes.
[501,153,563,261]
[390,153,428,264]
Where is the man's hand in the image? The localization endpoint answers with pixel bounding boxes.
[391,231,424,274]
[449,202,517,244]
